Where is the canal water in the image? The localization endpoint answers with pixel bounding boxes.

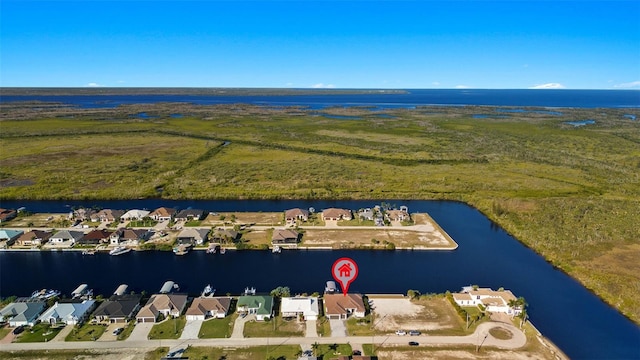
[0,200,638,359]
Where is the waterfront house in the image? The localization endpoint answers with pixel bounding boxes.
[280,297,319,320]
[49,230,83,245]
[237,295,273,321]
[90,209,124,223]
[210,228,239,243]
[323,294,366,320]
[92,294,141,323]
[285,208,309,224]
[386,209,410,222]
[176,228,210,246]
[358,208,374,221]
[271,229,300,248]
[321,208,352,221]
[38,299,96,326]
[0,208,17,223]
[121,209,150,221]
[79,229,113,245]
[70,208,96,221]
[185,296,232,321]
[110,228,151,245]
[15,230,52,247]
[174,209,205,222]
[149,207,176,221]
[0,301,46,327]
[136,294,188,323]
[452,286,522,316]
[0,229,24,247]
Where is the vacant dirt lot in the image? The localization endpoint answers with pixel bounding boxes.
[375,348,555,360]
[370,297,462,333]
[203,212,283,226]
[301,226,454,249]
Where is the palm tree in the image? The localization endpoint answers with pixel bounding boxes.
[311,342,320,356]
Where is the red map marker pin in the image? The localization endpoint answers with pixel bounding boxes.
[332,257,358,296]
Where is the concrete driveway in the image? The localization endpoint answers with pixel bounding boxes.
[180,319,203,340]
[97,323,125,342]
[329,319,346,337]
[305,320,318,338]
[231,314,253,338]
[126,322,154,342]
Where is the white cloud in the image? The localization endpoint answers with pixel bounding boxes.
[85,82,103,87]
[613,80,640,89]
[311,83,335,89]
[529,83,565,89]
[455,85,470,89]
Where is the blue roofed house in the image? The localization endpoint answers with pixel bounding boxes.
[0,301,47,327]
[38,300,96,326]
[0,229,24,247]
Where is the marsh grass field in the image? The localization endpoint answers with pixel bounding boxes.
[0,102,639,323]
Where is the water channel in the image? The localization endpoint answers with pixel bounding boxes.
[0,199,638,359]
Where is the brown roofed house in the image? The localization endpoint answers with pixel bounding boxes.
[0,208,17,223]
[110,228,151,245]
[321,208,352,221]
[78,229,113,245]
[90,209,125,223]
[185,297,232,321]
[15,230,52,247]
[323,293,366,320]
[285,208,309,224]
[149,207,176,221]
[386,209,410,222]
[136,294,188,323]
[271,229,300,247]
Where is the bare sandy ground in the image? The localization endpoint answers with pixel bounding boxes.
[370,298,457,332]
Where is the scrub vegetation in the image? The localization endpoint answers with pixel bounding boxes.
[0,102,639,324]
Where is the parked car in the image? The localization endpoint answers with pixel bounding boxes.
[409,341,419,346]
[352,350,362,355]
[395,330,407,336]
[12,325,25,335]
[409,330,421,336]
[112,327,124,336]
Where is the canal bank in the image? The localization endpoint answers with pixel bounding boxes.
[1,200,639,359]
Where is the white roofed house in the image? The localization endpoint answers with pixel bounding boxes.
[121,209,151,221]
[280,297,320,321]
[38,300,96,326]
[48,230,84,246]
[452,286,522,316]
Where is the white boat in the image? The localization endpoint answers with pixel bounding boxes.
[30,289,61,300]
[206,245,217,254]
[272,245,281,253]
[243,287,256,296]
[109,246,131,256]
[219,247,226,254]
[81,250,95,255]
[173,245,190,255]
[201,284,215,297]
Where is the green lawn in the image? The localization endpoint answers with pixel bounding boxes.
[313,343,353,358]
[345,315,377,336]
[183,345,302,360]
[0,350,118,360]
[147,316,186,340]
[117,320,136,340]
[14,323,62,343]
[316,316,331,337]
[0,325,11,339]
[198,313,237,338]
[65,323,108,341]
[243,316,305,338]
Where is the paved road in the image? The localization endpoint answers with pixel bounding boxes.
[0,322,525,352]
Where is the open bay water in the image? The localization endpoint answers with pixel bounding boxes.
[1,89,639,109]
[0,200,639,359]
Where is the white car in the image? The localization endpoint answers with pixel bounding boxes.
[395,330,407,336]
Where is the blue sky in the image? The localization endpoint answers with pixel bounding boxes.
[1,0,639,89]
